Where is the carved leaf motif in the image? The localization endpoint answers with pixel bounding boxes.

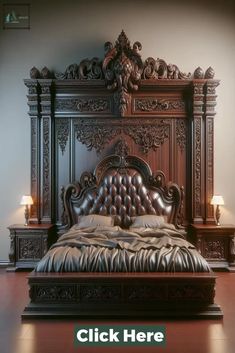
[29,32,215,85]
[55,58,103,80]
[35,285,76,302]
[19,238,41,259]
[176,119,187,151]
[168,285,213,300]
[142,57,191,80]
[205,240,225,259]
[74,122,121,153]
[79,57,103,79]
[81,285,121,301]
[113,89,130,116]
[135,98,185,112]
[43,118,50,216]
[124,121,170,153]
[127,285,166,300]
[194,117,201,216]
[114,139,130,157]
[55,98,110,113]
[103,30,143,116]
[57,119,69,155]
[77,98,109,112]
[73,119,171,154]
[30,117,38,219]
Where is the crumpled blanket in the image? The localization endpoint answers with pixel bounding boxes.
[35,224,210,272]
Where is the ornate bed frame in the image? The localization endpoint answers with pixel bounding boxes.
[22,154,222,319]
[24,30,219,227]
[22,31,222,319]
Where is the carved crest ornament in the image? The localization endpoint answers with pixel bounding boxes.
[29,30,215,118]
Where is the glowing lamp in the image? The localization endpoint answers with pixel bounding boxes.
[20,195,33,226]
[210,195,224,226]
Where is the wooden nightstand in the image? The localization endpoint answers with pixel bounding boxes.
[189,224,235,271]
[7,224,56,271]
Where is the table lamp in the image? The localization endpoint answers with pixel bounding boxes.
[20,195,33,226]
[210,195,224,226]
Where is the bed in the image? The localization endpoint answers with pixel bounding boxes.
[22,154,222,319]
[22,31,222,319]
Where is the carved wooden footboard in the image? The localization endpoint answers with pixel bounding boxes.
[22,272,222,319]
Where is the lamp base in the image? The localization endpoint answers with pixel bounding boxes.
[24,205,29,226]
[215,205,221,226]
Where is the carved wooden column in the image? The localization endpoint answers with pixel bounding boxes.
[204,78,220,224]
[39,79,54,223]
[24,79,41,223]
[191,81,205,223]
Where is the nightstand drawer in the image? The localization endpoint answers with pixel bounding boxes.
[189,224,235,271]
[7,224,56,271]
[17,235,42,261]
[202,236,229,261]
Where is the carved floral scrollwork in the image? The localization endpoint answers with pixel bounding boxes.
[74,121,121,153]
[194,117,202,216]
[124,120,170,153]
[205,240,225,259]
[57,119,69,155]
[135,98,185,112]
[176,119,187,151]
[35,285,77,302]
[80,285,121,301]
[103,30,143,116]
[42,118,50,216]
[19,238,41,259]
[77,98,109,112]
[79,57,103,79]
[73,119,171,154]
[142,57,191,79]
[55,97,110,113]
[55,58,103,80]
[80,172,96,188]
[114,139,130,157]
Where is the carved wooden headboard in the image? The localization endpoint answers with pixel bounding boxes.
[62,153,183,229]
[24,30,219,227]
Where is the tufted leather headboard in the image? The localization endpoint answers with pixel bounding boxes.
[61,154,183,229]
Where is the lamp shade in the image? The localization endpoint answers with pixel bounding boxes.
[210,195,224,206]
[20,195,33,206]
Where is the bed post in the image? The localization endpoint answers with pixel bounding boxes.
[25,75,41,224]
[39,75,54,224]
[204,76,220,224]
[191,79,205,224]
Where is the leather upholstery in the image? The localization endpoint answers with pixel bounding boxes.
[73,169,173,228]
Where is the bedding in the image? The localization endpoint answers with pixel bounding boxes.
[130,215,166,228]
[76,214,114,228]
[36,224,210,273]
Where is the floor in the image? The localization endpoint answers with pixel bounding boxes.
[0,270,235,353]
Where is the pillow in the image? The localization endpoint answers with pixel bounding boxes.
[77,214,114,228]
[130,215,166,228]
